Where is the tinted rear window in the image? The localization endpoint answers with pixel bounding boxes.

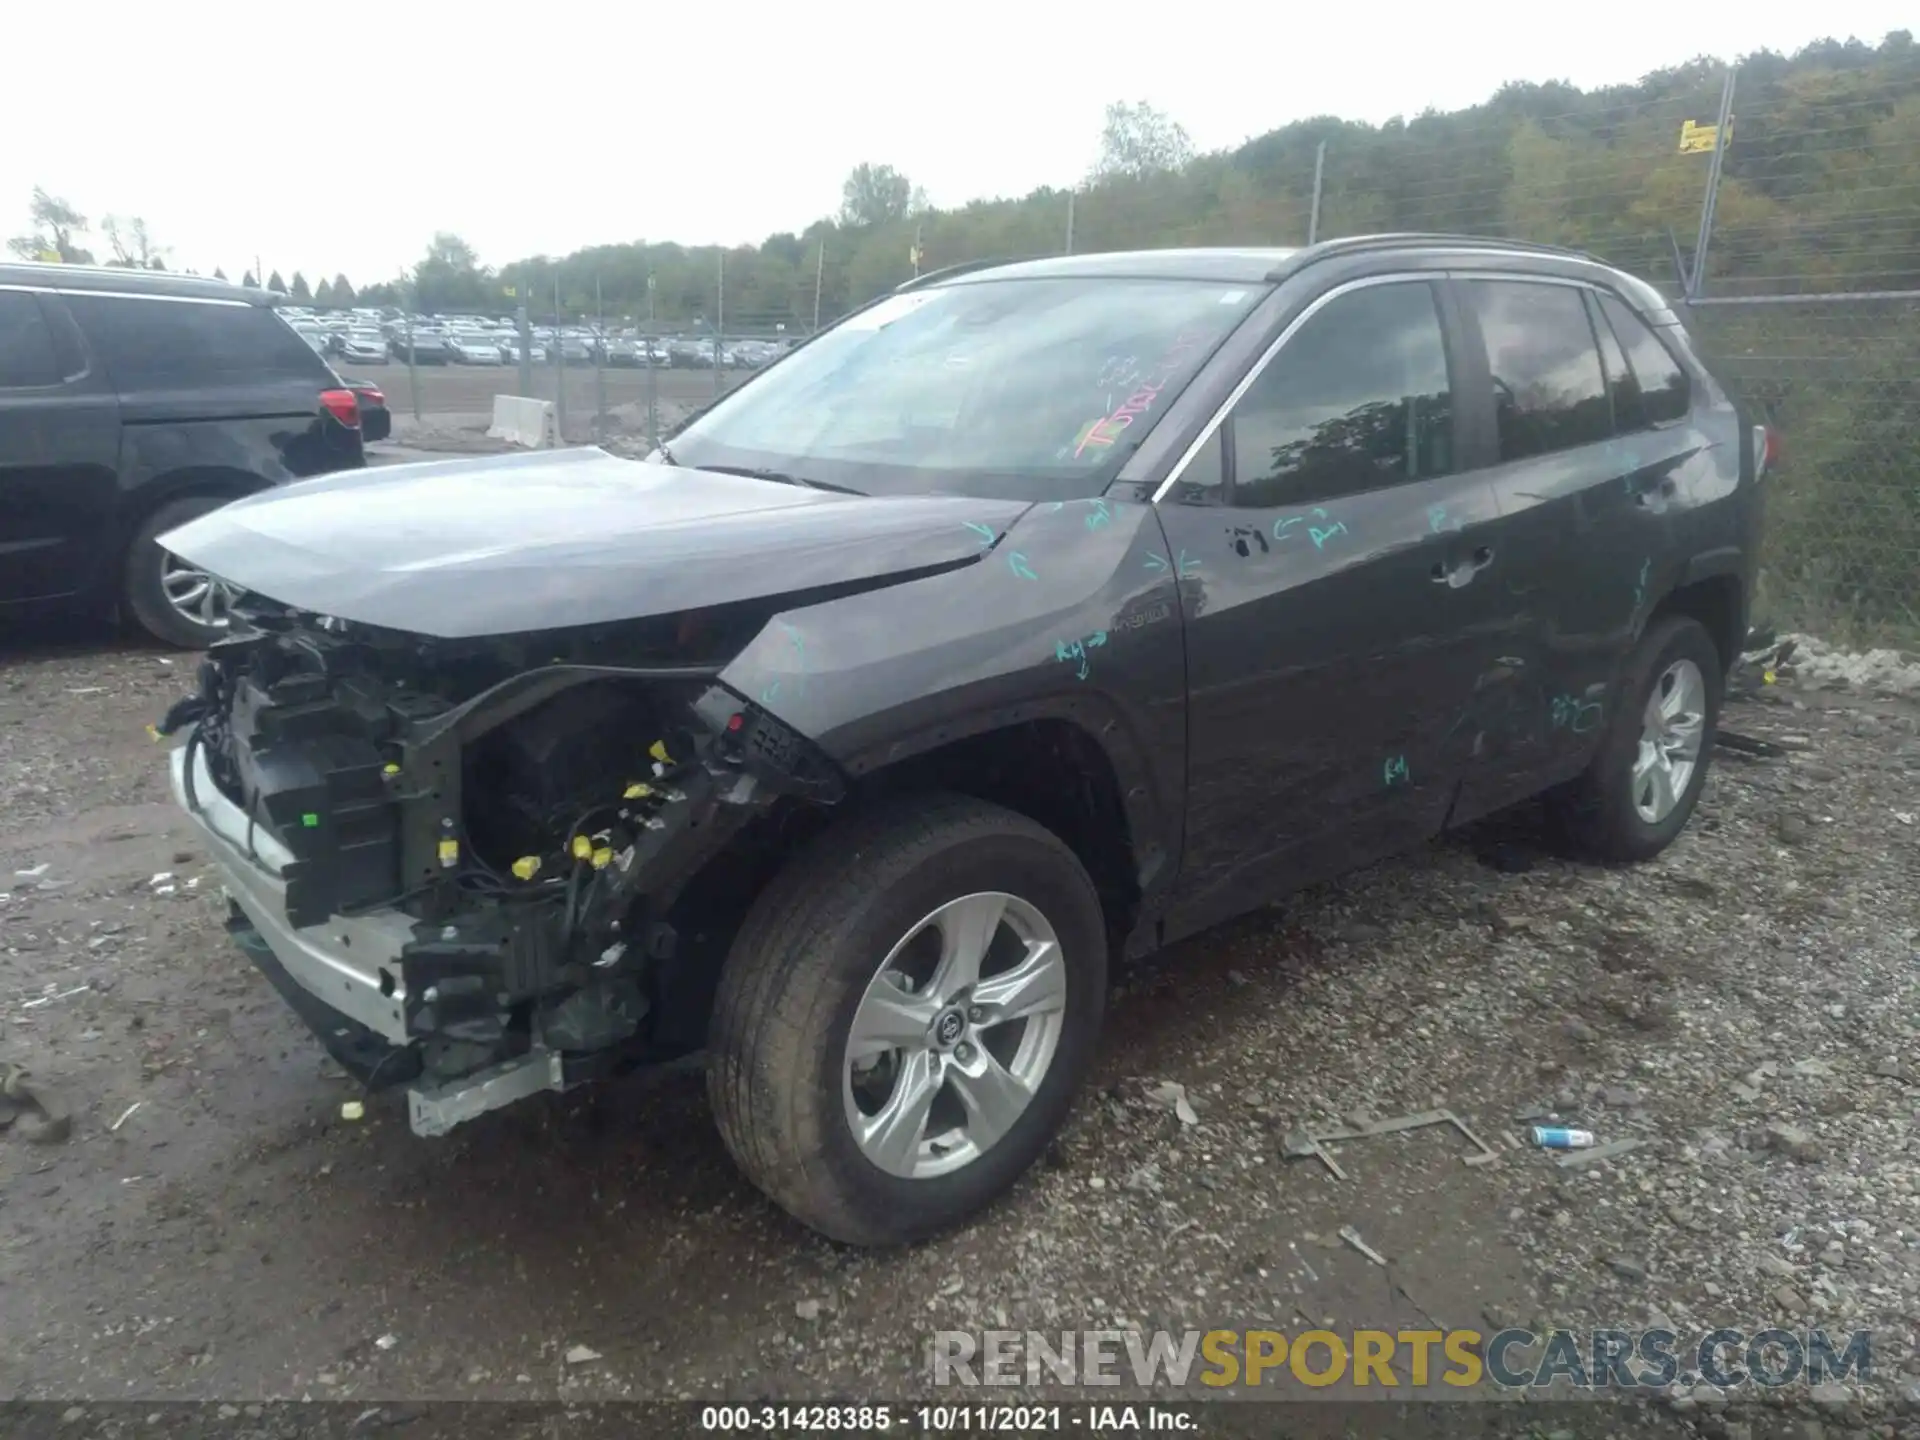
[1597,292,1690,426]
[0,290,61,388]
[1464,280,1612,463]
[65,295,332,389]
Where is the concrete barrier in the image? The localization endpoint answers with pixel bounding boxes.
[485,394,557,448]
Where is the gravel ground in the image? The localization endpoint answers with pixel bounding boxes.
[2,619,1917,1437]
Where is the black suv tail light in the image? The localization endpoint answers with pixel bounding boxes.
[320,389,361,428]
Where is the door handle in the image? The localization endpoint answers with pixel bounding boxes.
[1431,546,1494,587]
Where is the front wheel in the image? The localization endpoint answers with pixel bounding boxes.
[707,795,1108,1246]
[1550,614,1722,862]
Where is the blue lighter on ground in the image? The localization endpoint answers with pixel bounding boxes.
[1531,1126,1597,1149]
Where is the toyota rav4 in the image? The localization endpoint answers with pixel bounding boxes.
[156,235,1768,1246]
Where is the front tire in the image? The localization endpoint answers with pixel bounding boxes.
[1551,614,1722,862]
[707,795,1108,1246]
[122,495,240,649]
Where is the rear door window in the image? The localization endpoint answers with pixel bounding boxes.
[63,295,333,389]
[1597,292,1690,426]
[0,290,61,388]
[1463,280,1611,462]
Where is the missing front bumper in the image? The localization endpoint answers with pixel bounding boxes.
[177,738,576,1137]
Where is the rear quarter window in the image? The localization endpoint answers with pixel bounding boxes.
[63,295,334,390]
[1597,292,1690,426]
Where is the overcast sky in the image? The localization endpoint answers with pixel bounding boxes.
[6,3,1910,285]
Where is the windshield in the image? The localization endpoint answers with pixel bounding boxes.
[665,276,1263,500]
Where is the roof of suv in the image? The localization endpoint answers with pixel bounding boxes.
[911,233,1603,288]
[909,232,1674,324]
[0,261,276,306]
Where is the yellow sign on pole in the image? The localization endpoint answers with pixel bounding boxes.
[1678,117,1733,154]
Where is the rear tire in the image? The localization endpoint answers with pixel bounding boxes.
[122,495,237,650]
[1550,615,1722,862]
[707,794,1107,1246]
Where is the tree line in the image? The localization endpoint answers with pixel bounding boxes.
[14,35,1913,323]
[9,34,1916,634]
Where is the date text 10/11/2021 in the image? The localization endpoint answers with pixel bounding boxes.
[698,1403,1197,1432]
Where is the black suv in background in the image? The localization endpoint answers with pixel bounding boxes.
[0,264,366,648]
[157,235,1768,1246]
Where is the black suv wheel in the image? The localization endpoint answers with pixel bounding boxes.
[123,496,239,649]
[707,795,1108,1246]
[1551,614,1722,861]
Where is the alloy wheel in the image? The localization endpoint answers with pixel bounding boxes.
[842,891,1068,1180]
[1632,657,1706,823]
[160,553,239,633]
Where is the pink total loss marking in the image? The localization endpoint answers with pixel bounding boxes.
[1072,329,1215,459]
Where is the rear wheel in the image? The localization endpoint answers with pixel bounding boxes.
[707,795,1107,1246]
[122,495,240,649]
[1551,614,1721,861]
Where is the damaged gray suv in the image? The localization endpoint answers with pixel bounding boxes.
[158,236,1768,1245]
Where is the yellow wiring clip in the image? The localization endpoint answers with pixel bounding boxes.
[511,855,542,881]
[437,838,459,867]
[1763,669,1777,685]
[146,724,163,743]
[649,739,673,765]
[383,762,401,777]
[590,846,613,870]
[571,835,593,860]
[623,782,652,799]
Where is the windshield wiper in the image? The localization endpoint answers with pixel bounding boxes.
[688,463,865,496]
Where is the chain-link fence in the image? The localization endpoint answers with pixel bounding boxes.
[1682,294,1919,641]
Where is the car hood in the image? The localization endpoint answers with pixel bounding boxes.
[157,447,1033,639]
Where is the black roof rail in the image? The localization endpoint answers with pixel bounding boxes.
[893,257,1023,292]
[1270,232,1597,280]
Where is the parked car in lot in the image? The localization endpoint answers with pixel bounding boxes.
[447,333,504,365]
[0,262,366,648]
[150,236,1768,1246]
[336,328,388,365]
[391,328,451,365]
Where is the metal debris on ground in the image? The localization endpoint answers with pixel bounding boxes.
[1338,1226,1388,1266]
[1146,1081,1200,1126]
[1280,1108,1501,1179]
[1554,1137,1646,1168]
[108,1101,143,1132]
[564,1344,602,1364]
[1717,729,1793,758]
[20,985,91,1010]
[340,1100,365,1122]
[0,1066,73,1144]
